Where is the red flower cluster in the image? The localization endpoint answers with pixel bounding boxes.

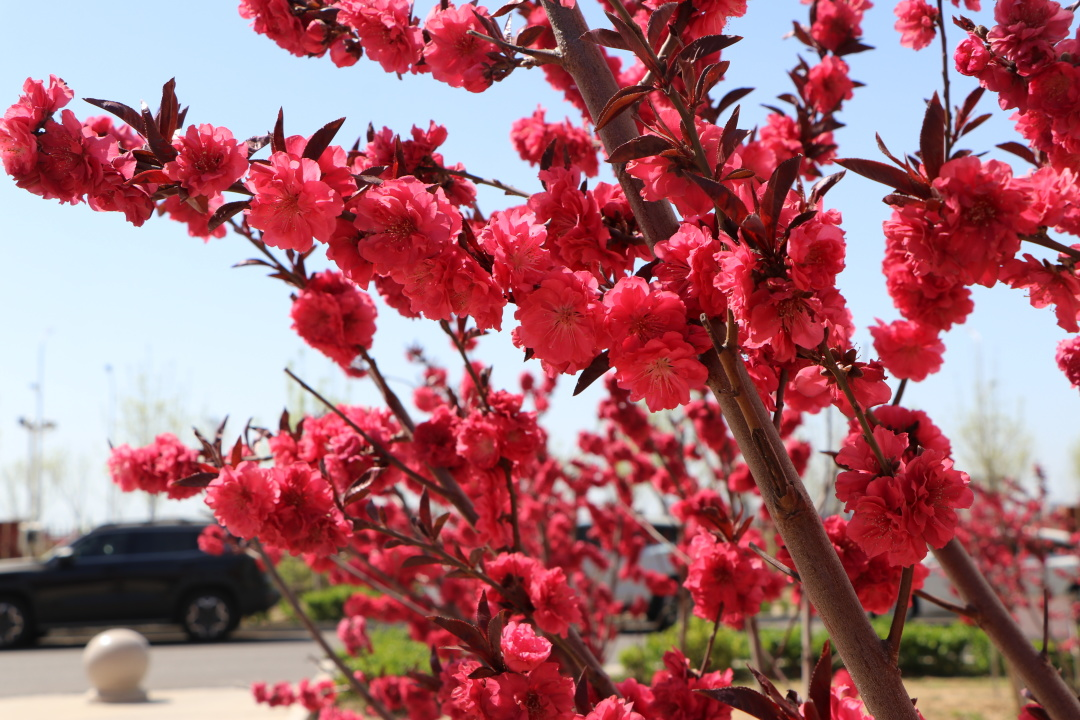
[290,270,378,375]
[836,409,973,566]
[0,76,153,224]
[106,433,202,500]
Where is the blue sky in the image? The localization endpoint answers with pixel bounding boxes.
[1,1,1076,532]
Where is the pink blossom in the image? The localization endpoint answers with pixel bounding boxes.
[513,269,607,375]
[510,106,599,177]
[988,0,1074,76]
[500,621,552,673]
[684,532,772,627]
[290,270,378,374]
[239,0,308,57]
[206,461,280,539]
[805,56,855,113]
[869,318,945,381]
[612,332,709,412]
[246,151,343,251]
[894,0,938,51]
[336,0,424,75]
[352,176,461,272]
[1055,335,1080,389]
[810,0,870,54]
[337,615,373,656]
[528,566,583,637]
[423,4,499,93]
[164,123,248,198]
[584,697,647,720]
[479,207,553,294]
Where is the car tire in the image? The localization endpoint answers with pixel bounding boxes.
[0,597,35,649]
[181,590,236,642]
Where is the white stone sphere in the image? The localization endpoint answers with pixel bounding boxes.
[83,628,150,703]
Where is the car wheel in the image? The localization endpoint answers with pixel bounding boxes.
[0,597,35,649]
[181,590,236,642]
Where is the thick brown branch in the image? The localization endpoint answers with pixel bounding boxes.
[933,540,1080,719]
[540,0,678,251]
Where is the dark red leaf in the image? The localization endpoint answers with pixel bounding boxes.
[719,105,742,164]
[809,170,845,207]
[954,86,984,130]
[303,117,346,161]
[232,258,272,269]
[996,141,1037,166]
[676,34,741,65]
[686,173,749,225]
[83,98,145,137]
[606,12,660,75]
[581,28,631,51]
[647,3,678,51]
[607,134,675,163]
[919,93,946,180]
[141,106,177,163]
[272,108,286,154]
[244,134,271,158]
[431,616,490,654]
[834,158,930,198]
[716,86,753,115]
[173,471,218,489]
[157,78,180,145]
[761,155,802,240]
[808,641,832,720]
[516,25,546,48]
[573,351,610,396]
[130,169,172,185]
[958,113,991,137]
[491,0,528,17]
[595,84,654,131]
[696,687,787,720]
[401,555,446,569]
[574,669,591,715]
[208,200,251,232]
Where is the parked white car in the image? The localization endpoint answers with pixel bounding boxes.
[576,521,680,629]
[911,528,1079,619]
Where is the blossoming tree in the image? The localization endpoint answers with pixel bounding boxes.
[3,0,1080,719]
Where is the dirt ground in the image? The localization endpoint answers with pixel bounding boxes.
[727,676,1027,720]
[902,676,1023,720]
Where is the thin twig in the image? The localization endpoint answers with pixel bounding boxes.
[885,565,915,666]
[284,367,467,512]
[817,343,891,474]
[1022,230,1080,262]
[426,165,533,199]
[750,541,800,581]
[912,589,973,617]
[251,540,395,720]
[892,378,908,406]
[466,29,563,64]
[773,368,788,431]
[440,320,491,412]
[500,460,524,553]
[699,602,725,676]
[935,0,953,157]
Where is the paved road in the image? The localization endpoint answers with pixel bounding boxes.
[0,625,339,698]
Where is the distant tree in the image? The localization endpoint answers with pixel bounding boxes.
[957,371,1032,492]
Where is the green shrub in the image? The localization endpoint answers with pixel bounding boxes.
[340,625,430,678]
[619,616,1009,681]
[300,584,375,622]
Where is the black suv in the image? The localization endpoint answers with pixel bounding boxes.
[0,521,280,648]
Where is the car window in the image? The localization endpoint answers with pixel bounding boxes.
[72,532,128,558]
[127,530,201,555]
